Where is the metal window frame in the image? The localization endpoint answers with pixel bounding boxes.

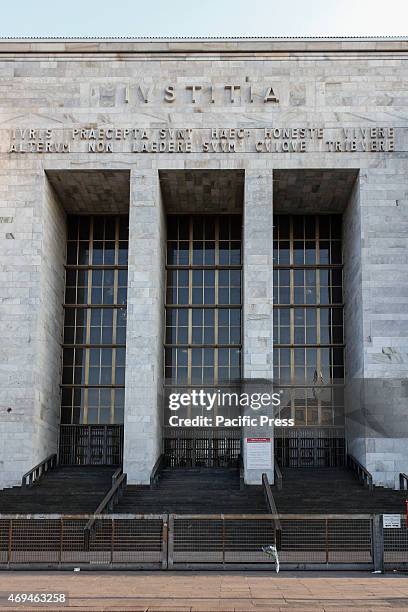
[273,215,345,428]
[164,214,242,388]
[61,215,128,425]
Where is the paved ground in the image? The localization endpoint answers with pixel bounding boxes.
[0,571,407,611]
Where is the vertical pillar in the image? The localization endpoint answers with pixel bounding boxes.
[372,515,384,573]
[0,164,66,489]
[123,169,165,484]
[242,169,274,484]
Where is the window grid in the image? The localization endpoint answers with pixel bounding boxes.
[165,215,242,386]
[61,215,128,425]
[273,215,344,426]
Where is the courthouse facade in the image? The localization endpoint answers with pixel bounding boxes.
[0,38,407,490]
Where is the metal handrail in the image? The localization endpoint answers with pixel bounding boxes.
[238,453,245,490]
[111,466,123,486]
[262,473,282,549]
[150,454,165,488]
[21,453,57,487]
[399,473,408,491]
[0,512,377,520]
[84,472,127,549]
[347,454,373,491]
[274,460,283,491]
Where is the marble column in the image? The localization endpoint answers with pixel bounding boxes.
[123,169,165,484]
[242,168,274,484]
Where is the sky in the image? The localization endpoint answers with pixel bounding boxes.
[0,0,406,38]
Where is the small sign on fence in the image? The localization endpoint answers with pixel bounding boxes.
[383,514,401,529]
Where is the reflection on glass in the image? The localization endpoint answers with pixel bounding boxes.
[273,215,344,425]
[165,215,242,386]
[61,216,128,425]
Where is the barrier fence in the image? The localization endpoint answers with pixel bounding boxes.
[0,515,166,569]
[0,513,407,570]
[384,519,408,563]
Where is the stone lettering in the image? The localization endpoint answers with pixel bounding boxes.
[186,85,202,104]
[264,87,279,103]
[164,84,176,102]
[7,125,397,154]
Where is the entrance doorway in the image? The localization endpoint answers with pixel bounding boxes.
[275,428,345,468]
[163,427,241,468]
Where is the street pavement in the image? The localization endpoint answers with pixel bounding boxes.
[0,571,407,611]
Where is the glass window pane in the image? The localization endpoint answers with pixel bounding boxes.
[164,215,242,385]
[117,288,127,305]
[65,288,76,304]
[104,221,115,241]
[101,242,114,265]
[101,368,112,385]
[192,242,204,265]
[305,217,315,239]
[219,242,229,265]
[319,241,330,264]
[178,242,189,265]
[319,216,330,239]
[293,217,304,239]
[230,270,241,287]
[67,217,79,241]
[278,242,290,265]
[230,217,241,240]
[278,216,290,240]
[178,288,189,304]
[230,242,241,264]
[178,270,189,287]
[331,243,342,264]
[230,327,240,344]
[280,327,290,344]
[230,288,240,304]
[204,242,215,265]
[178,217,189,240]
[115,368,125,385]
[219,288,229,304]
[331,217,342,239]
[293,242,304,265]
[305,242,316,264]
[178,348,188,367]
[78,242,89,266]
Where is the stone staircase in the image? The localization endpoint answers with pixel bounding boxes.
[116,467,267,514]
[0,466,115,514]
[272,467,408,514]
[1,465,406,516]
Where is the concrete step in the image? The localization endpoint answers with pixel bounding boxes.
[0,466,115,514]
[116,467,267,514]
[272,468,407,514]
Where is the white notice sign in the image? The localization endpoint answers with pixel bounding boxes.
[246,438,272,470]
[383,514,401,529]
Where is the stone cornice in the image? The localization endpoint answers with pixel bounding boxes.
[0,37,407,56]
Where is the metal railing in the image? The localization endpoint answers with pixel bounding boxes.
[168,513,374,569]
[150,454,165,488]
[274,460,283,491]
[347,454,373,491]
[0,514,166,568]
[384,514,408,564]
[262,473,282,549]
[1,512,406,570]
[84,472,127,549]
[21,454,57,487]
[399,473,408,491]
[111,466,123,486]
